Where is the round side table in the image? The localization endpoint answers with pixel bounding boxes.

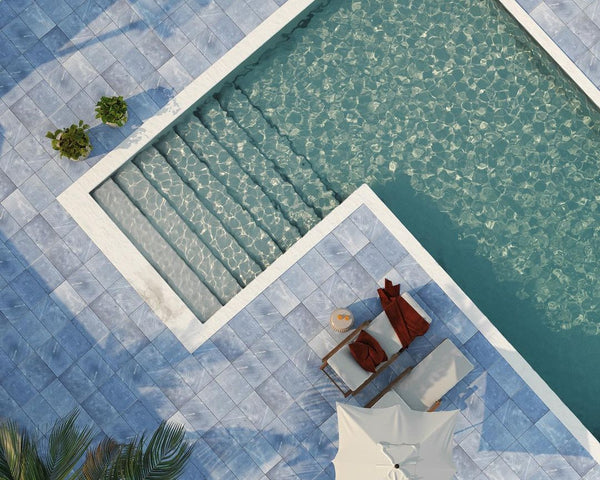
[330,308,354,333]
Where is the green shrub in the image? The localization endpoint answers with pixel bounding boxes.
[46,120,91,161]
[95,95,128,127]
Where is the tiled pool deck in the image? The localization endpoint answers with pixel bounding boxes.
[2,0,600,479]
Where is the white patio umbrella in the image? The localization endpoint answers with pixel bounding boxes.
[333,402,458,480]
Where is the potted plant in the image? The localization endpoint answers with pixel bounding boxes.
[46,120,91,161]
[95,95,128,127]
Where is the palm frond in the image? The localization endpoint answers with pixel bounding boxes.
[0,419,46,480]
[116,422,194,480]
[45,411,94,480]
[78,438,121,480]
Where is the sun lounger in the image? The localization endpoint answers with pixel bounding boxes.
[367,338,474,411]
[320,292,432,397]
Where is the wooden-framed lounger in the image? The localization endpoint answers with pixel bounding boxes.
[320,292,432,397]
[366,338,474,410]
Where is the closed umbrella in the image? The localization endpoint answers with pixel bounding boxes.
[333,402,458,479]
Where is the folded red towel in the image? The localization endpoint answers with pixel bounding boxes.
[349,330,388,373]
[377,279,429,347]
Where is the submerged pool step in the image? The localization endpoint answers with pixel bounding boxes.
[176,115,300,250]
[153,130,282,268]
[113,163,240,304]
[92,180,221,322]
[218,86,339,217]
[197,98,320,235]
[133,148,262,287]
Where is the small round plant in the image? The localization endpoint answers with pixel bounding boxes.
[95,95,128,127]
[46,120,91,161]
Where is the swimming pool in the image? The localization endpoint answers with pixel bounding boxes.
[232,0,600,435]
[90,0,600,435]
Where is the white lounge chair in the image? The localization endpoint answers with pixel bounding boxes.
[320,292,432,397]
[366,338,474,411]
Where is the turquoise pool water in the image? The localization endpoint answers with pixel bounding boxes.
[232,0,600,435]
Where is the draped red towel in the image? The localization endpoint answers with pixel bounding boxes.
[349,330,388,373]
[377,278,429,347]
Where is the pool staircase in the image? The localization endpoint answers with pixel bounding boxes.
[93,84,339,322]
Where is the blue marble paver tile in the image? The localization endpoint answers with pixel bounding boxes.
[244,432,282,474]
[297,248,335,285]
[395,254,431,291]
[246,293,283,331]
[537,453,581,480]
[75,0,112,35]
[135,343,169,375]
[233,350,270,388]
[125,400,160,433]
[85,251,120,288]
[239,390,276,430]
[215,364,253,404]
[155,16,188,54]
[99,374,137,412]
[40,378,78,416]
[67,265,104,304]
[4,18,38,53]
[0,170,16,203]
[513,385,550,423]
[0,286,29,320]
[2,368,37,407]
[302,428,335,468]
[315,233,352,270]
[22,394,59,435]
[332,218,369,255]
[158,57,192,92]
[135,29,171,68]
[226,449,263,480]
[203,426,240,461]
[193,339,230,377]
[555,24,589,60]
[125,90,159,121]
[287,444,324,478]
[74,306,108,345]
[569,10,600,46]
[211,324,247,362]
[32,296,69,334]
[0,245,25,282]
[102,61,139,97]
[20,3,55,39]
[251,333,287,373]
[229,309,264,347]
[532,2,567,36]
[19,174,54,212]
[151,328,187,365]
[29,255,63,293]
[37,161,71,197]
[128,303,165,342]
[63,227,99,264]
[459,429,499,470]
[94,334,132,372]
[179,395,218,432]
[296,389,334,426]
[576,50,600,84]
[269,318,306,356]
[106,276,143,314]
[518,0,544,12]
[38,336,74,377]
[121,47,155,84]
[280,400,318,442]
[5,55,41,92]
[264,278,300,316]
[256,375,294,415]
[303,288,337,326]
[337,256,380,298]
[0,2,17,29]
[2,190,37,226]
[51,280,86,317]
[320,273,358,308]
[81,389,119,426]
[18,352,56,391]
[286,303,322,343]
[487,356,527,397]
[78,348,113,386]
[11,270,46,308]
[281,263,318,301]
[198,381,236,419]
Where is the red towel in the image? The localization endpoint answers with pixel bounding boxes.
[377,279,429,347]
[349,331,388,373]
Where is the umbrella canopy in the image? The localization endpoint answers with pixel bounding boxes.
[333,402,458,480]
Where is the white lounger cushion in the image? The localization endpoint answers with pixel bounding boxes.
[328,293,432,392]
[394,339,474,411]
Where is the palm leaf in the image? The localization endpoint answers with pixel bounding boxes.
[77,438,121,480]
[117,422,193,480]
[0,419,46,480]
[44,411,94,480]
